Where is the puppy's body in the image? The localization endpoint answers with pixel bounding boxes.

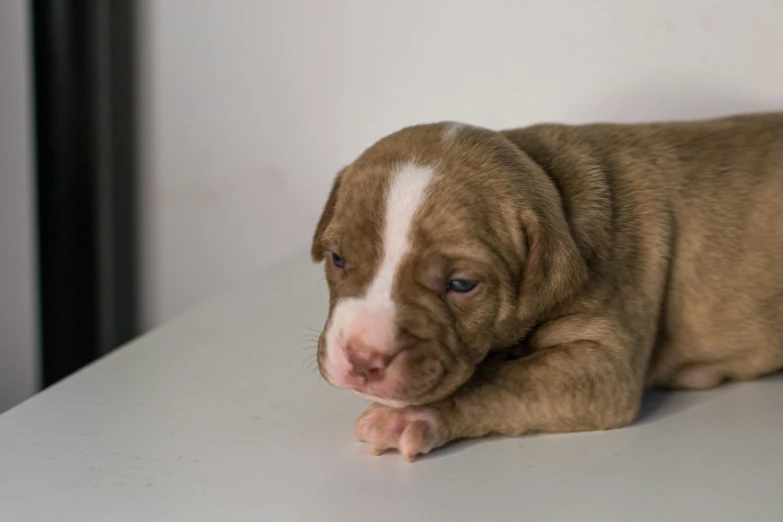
[312,113,783,459]
[506,114,783,389]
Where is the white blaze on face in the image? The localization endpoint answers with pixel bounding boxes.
[322,162,434,389]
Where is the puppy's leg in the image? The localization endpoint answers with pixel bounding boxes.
[664,358,780,390]
[356,341,642,460]
[669,363,728,390]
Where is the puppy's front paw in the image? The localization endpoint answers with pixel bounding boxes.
[355,403,444,461]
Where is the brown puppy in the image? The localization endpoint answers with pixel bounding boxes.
[311,113,783,460]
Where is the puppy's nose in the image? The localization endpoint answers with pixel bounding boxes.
[345,338,390,384]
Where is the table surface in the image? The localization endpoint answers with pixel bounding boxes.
[1,252,781,522]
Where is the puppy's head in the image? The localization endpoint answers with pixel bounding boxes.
[311,122,587,407]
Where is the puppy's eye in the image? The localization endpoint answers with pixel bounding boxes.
[331,252,345,269]
[447,279,478,293]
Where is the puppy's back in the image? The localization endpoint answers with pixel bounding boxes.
[506,112,783,386]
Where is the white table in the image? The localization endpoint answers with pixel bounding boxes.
[1,252,781,522]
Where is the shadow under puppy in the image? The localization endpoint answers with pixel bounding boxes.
[310,112,783,461]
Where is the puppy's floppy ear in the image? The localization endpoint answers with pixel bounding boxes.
[311,168,346,262]
[518,195,589,320]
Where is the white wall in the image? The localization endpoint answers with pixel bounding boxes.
[138,0,783,329]
[0,1,39,411]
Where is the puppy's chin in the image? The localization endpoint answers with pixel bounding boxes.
[353,391,413,409]
[351,366,473,408]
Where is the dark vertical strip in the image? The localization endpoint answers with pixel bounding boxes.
[32,0,97,386]
[32,0,138,387]
[104,0,138,356]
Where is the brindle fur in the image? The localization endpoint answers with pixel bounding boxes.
[312,112,783,455]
